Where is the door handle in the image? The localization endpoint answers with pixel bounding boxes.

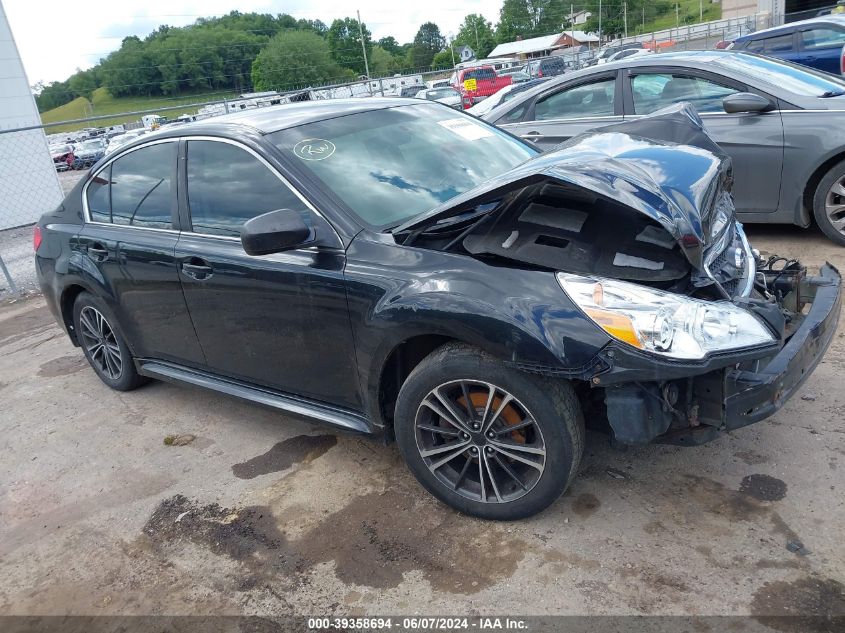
[521,131,544,140]
[181,261,213,280]
[87,243,109,262]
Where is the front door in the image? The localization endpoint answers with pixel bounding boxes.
[77,140,205,365]
[624,70,784,215]
[175,138,361,411]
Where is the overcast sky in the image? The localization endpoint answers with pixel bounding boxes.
[4,0,503,85]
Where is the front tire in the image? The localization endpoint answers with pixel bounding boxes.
[394,343,585,520]
[72,292,146,391]
[812,159,845,246]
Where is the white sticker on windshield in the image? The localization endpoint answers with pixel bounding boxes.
[293,138,336,161]
[437,118,494,141]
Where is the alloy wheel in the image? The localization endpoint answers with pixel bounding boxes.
[414,380,546,504]
[78,306,123,380]
[825,174,845,236]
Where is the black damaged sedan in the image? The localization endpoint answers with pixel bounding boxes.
[35,99,840,519]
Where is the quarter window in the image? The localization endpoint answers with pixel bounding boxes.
[186,140,308,238]
[85,143,175,228]
[534,78,616,120]
[631,73,742,114]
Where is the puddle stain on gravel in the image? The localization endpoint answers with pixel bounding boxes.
[231,435,337,479]
[571,493,601,518]
[37,354,87,378]
[740,474,787,502]
[142,489,526,595]
[750,576,845,633]
[679,475,806,560]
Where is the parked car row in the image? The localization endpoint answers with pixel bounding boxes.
[478,50,845,245]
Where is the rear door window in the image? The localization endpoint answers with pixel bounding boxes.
[533,77,616,120]
[85,142,175,228]
[762,32,795,53]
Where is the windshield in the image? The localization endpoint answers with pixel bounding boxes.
[79,141,102,150]
[425,88,459,100]
[270,103,536,229]
[727,53,845,96]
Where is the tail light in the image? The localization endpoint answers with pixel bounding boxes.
[537,70,544,77]
[462,95,473,109]
[33,225,42,251]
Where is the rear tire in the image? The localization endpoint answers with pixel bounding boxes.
[72,292,146,391]
[394,342,585,520]
[812,159,845,246]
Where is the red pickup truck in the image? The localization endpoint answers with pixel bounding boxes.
[450,66,513,109]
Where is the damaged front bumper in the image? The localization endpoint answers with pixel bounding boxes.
[592,263,841,445]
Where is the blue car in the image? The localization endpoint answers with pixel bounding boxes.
[732,16,845,75]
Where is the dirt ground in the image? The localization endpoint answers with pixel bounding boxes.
[0,223,843,625]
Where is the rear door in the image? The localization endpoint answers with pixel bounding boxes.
[77,140,205,365]
[175,138,361,410]
[498,72,622,149]
[622,68,784,214]
[797,25,845,74]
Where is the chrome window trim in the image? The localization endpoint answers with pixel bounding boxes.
[510,114,623,126]
[80,135,342,246]
[81,138,179,230]
[179,135,342,245]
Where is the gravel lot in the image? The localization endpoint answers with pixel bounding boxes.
[0,170,86,295]
[0,224,843,625]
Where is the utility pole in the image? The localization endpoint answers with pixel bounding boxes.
[571,3,575,48]
[643,6,646,31]
[699,0,703,21]
[624,2,628,38]
[598,0,602,45]
[357,10,370,80]
[676,3,680,27]
[474,22,479,50]
[450,37,456,67]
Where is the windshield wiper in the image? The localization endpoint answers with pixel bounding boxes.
[820,90,845,98]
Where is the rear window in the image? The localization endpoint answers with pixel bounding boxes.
[464,68,496,80]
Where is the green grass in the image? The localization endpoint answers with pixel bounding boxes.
[633,0,721,37]
[41,87,239,133]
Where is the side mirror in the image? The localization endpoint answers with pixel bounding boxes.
[241,208,314,256]
[723,92,774,114]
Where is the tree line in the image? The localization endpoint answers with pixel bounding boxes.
[34,1,689,112]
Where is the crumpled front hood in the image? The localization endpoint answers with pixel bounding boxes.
[396,104,731,269]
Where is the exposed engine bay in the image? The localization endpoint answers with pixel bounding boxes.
[391,104,840,447]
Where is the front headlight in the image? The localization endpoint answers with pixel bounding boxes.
[556,272,774,360]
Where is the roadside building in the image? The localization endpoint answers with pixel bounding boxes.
[0,1,63,231]
[488,31,600,60]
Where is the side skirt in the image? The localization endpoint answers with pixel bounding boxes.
[136,360,372,434]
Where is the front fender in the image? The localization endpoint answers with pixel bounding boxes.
[344,234,611,425]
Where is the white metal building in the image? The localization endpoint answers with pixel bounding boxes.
[0,0,64,230]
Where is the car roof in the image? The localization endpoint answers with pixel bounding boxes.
[734,15,845,41]
[479,50,835,121]
[164,98,417,136]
